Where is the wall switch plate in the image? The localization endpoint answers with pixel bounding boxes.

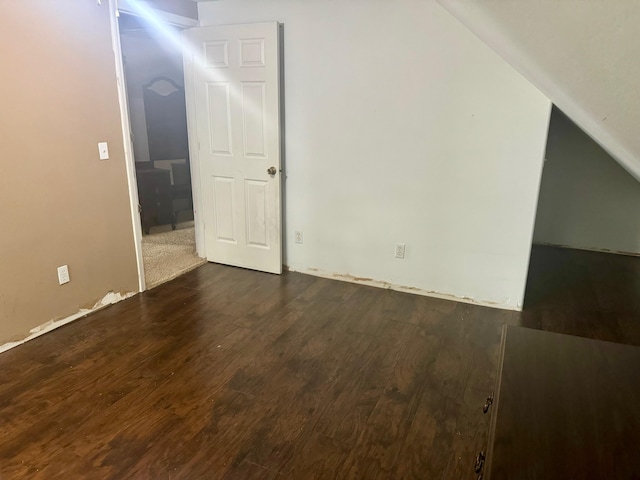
[294,230,303,244]
[57,265,70,285]
[395,243,406,259]
[98,142,109,160]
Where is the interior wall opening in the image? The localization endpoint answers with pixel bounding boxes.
[118,12,205,289]
[523,105,640,308]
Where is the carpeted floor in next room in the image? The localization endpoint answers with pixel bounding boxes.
[142,221,206,289]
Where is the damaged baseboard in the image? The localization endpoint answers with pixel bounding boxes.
[0,291,136,355]
[285,265,520,311]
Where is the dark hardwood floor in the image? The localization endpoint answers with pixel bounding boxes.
[1,245,639,479]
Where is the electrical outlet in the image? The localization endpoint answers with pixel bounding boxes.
[98,142,109,160]
[57,265,70,285]
[395,243,406,259]
[294,230,303,244]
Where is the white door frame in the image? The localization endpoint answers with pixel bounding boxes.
[181,39,205,259]
[108,0,203,292]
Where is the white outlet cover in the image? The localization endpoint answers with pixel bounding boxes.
[294,230,304,244]
[98,142,109,160]
[57,265,70,285]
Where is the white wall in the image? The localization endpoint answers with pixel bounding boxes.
[534,108,640,256]
[120,29,184,163]
[437,0,640,182]
[198,0,551,310]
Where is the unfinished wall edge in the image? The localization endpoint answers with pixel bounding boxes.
[285,266,521,312]
[0,290,137,355]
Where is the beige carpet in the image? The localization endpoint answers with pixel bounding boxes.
[142,222,206,289]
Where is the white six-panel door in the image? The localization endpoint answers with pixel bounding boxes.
[184,23,282,274]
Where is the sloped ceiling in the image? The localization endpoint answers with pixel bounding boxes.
[437,0,640,181]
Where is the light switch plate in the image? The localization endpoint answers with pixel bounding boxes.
[98,142,109,160]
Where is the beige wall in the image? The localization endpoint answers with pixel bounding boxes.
[534,107,640,255]
[0,1,139,344]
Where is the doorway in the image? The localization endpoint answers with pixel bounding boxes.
[118,12,205,289]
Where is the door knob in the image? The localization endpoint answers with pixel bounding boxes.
[267,166,277,176]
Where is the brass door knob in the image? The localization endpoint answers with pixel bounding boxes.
[267,166,277,176]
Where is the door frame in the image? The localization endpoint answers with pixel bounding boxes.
[108,0,202,292]
[181,30,205,259]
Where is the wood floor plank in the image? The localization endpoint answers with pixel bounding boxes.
[1,246,640,479]
[284,433,351,480]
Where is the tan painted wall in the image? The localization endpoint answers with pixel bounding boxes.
[0,1,139,344]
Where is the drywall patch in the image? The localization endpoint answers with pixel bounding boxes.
[286,265,518,311]
[0,290,136,355]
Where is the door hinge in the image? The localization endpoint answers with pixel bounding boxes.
[483,395,494,414]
